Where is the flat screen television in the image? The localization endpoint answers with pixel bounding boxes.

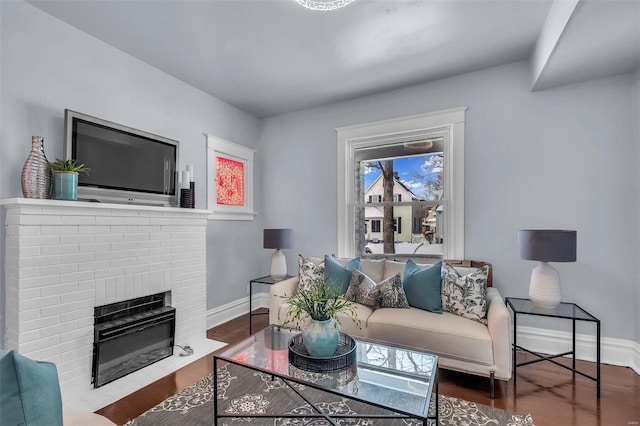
[64,109,179,206]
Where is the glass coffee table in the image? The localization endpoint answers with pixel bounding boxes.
[213,325,439,425]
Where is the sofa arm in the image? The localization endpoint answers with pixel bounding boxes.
[269,276,299,325]
[486,287,512,380]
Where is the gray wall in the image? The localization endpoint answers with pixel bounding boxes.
[259,61,637,341]
[0,1,265,344]
[0,0,3,349]
[635,68,640,344]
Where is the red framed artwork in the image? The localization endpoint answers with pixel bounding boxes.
[207,135,256,220]
[216,156,245,206]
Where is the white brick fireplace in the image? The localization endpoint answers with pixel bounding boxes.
[1,198,216,409]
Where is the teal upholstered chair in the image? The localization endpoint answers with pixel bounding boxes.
[0,349,64,426]
[0,350,116,426]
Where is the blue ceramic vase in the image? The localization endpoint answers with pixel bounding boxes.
[302,318,339,357]
[53,171,78,201]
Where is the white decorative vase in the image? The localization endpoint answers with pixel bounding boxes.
[302,318,339,357]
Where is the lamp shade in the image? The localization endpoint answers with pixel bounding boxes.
[263,229,294,249]
[518,230,577,263]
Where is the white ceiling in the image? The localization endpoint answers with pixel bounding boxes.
[28,0,640,118]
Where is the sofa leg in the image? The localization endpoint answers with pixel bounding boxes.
[489,371,495,399]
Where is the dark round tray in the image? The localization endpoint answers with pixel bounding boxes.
[288,332,356,372]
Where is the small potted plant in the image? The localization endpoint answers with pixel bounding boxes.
[282,278,360,357]
[47,159,90,201]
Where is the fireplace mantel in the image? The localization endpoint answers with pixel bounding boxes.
[2,197,211,408]
[0,197,212,215]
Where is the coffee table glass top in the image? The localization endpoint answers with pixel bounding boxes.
[217,325,438,419]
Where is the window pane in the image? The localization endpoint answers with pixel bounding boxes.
[357,204,444,257]
[354,143,444,257]
[358,154,443,204]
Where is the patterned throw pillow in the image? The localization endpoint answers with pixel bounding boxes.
[375,273,411,309]
[441,262,489,324]
[346,270,410,309]
[297,255,324,292]
[345,270,378,308]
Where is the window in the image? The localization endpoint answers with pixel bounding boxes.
[337,108,466,259]
[413,217,421,234]
[394,217,402,234]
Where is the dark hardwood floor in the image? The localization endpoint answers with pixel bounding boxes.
[97,308,640,425]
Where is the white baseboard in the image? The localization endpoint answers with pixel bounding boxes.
[633,341,640,375]
[516,325,640,374]
[206,292,270,330]
[206,296,640,375]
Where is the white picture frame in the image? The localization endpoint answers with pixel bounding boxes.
[206,134,256,221]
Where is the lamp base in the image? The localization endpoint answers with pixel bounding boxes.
[270,249,287,281]
[529,262,561,310]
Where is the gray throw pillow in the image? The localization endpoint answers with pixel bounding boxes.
[346,270,410,309]
[345,269,378,308]
[441,262,489,324]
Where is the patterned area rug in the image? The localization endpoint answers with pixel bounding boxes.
[126,363,534,425]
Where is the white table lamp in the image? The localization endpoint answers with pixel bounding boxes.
[264,229,294,280]
[518,229,577,310]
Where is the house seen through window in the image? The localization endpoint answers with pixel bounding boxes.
[356,138,444,257]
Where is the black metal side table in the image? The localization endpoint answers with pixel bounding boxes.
[505,297,601,398]
[249,275,293,335]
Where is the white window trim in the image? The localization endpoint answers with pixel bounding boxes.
[336,107,466,259]
[206,134,257,221]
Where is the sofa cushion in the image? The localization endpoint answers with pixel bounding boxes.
[382,260,406,280]
[382,260,439,280]
[367,308,494,366]
[403,260,442,313]
[0,350,64,426]
[324,255,360,294]
[441,261,489,324]
[336,303,372,338]
[359,258,385,283]
[383,260,482,282]
[297,255,325,292]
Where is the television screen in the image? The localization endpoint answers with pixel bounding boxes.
[64,110,179,206]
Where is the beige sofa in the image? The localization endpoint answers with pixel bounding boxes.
[269,258,512,398]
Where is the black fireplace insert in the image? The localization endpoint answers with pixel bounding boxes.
[92,292,176,388]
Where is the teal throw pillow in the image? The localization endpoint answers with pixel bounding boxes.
[0,349,63,426]
[403,260,443,313]
[324,255,360,294]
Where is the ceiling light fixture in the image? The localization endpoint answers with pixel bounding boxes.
[294,0,356,11]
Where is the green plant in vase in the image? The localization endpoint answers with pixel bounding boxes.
[282,278,360,357]
[48,159,90,201]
